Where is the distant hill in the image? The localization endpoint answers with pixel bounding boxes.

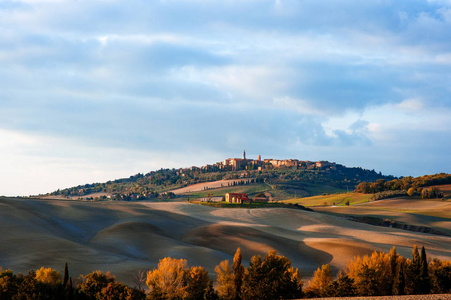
[46,159,395,201]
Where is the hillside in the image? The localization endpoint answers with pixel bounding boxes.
[285,185,451,237]
[1,196,450,287]
[45,159,394,201]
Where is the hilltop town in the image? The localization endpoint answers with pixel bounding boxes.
[46,151,393,201]
[184,150,337,173]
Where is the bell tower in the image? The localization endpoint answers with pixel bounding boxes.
[243,149,246,160]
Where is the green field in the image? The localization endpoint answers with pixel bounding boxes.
[182,183,271,199]
[182,182,347,202]
[281,192,373,207]
[191,201,311,210]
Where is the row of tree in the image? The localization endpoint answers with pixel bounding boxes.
[355,173,451,194]
[1,246,450,299]
[305,245,451,297]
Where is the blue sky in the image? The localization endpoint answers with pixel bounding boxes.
[1,0,450,196]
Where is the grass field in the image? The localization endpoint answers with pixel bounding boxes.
[178,180,346,201]
[281,193,373,207]
[182,183,271,199]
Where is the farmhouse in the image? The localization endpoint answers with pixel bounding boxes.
[225,193,269,204]
[225,193,250,204]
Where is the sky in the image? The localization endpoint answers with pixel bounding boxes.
[1,0,451,196]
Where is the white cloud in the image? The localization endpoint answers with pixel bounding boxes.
[272,96,325,116]
[1,0,451,193]
[176,65,289,100]
[396,98,424,112]
[0,129,213,196]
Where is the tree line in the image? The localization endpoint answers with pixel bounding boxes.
[354,173,451,196]
[1,246,449,300]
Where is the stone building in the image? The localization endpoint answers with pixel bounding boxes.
[225,193,250,204]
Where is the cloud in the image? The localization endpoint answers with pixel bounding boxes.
[396,98,424,112]
[1,0,451,195]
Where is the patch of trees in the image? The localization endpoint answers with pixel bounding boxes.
[305,245,451,297]
[1,245,450,299]
[370,190,408,200]
[355,173,451,195]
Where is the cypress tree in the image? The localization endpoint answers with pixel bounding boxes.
[409,245,421,294]
[389,247,398,293]
[63,262,69,287]
[232,248,244,300]
[393,261,405,295]
[419,246,431,294]
[65,277,73,300]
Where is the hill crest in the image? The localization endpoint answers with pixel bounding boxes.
[45,156,395,201]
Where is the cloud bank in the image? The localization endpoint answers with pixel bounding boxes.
[1,0,450,195]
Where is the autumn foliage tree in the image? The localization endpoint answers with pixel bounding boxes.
[147,257,212,300]
[345,249,401,296]
[0,245,450,299]
[240,250,303,300]
[215,259,235,300]
[304,264,333,297]
[186,266,211,300]
[147,257,189,300]
[429,259,451,294]
[323,271,357,297]
[232,248,244,300]
[35,267,62,286]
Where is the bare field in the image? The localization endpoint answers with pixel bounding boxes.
[316,198,451,235]
[0,197,450,287]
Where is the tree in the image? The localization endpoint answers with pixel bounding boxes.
[421,189,429,199]
[0,269,19,299]
[35,267,62,286]
[215,260,234,300]
[77,270,116,299]
[324,272,356,297]
[406,245,421,294]
[393,261,405,295]
[305,264,333,297]
[65,277,73,300]
[101,281,145,300]
[232,248,244,300]
[345,251,393,296]
[186,266,210,300]
[429,259,451,294]
[240,250,302,300]
[146,257,189,300]
[63,263,69,287]
[203,280,219,300]
[388,246,399,292]
[15,270,55,300]
[132,270,146,291]
[419,246,431,294]
[407,187,415,197]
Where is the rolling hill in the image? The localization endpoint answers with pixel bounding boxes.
[1,196,450,287]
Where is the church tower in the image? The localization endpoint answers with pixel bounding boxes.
[243,149,246,160]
